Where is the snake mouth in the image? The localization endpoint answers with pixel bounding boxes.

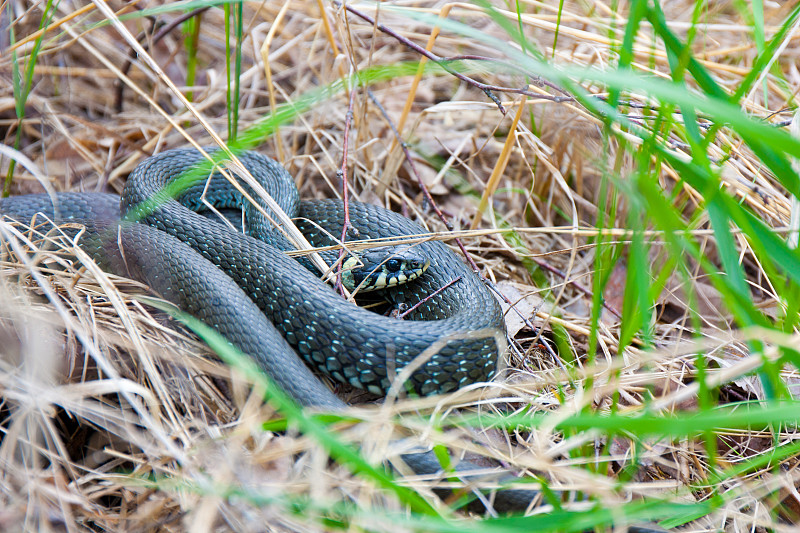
[340,247,430,292]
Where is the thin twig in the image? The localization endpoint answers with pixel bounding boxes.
[336,2,575,115]
[532,257,622,319]
[438,54,572,98]
[397,276,462,319]
[334,87,359,295]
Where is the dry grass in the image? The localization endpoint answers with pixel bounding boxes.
[2,1,800,531]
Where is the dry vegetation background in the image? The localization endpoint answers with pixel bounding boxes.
[1,0,800,532]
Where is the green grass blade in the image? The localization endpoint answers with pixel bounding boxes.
[183,12,203,103]
[443,399,800,437]
[3,0,59,197]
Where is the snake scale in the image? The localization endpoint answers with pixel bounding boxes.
[0,149,665,529]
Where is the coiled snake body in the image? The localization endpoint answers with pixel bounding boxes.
[0,149,532,501]
[2,148,505,402]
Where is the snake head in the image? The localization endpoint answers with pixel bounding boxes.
[341,246,430,292]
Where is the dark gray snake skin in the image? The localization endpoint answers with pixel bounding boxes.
[2,149,504,403]
[0,149,664,528]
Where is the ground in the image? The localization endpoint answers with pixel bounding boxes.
[1,1,800,532]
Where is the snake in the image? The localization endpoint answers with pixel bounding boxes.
[1,148,505,400]
[0,149,665,529]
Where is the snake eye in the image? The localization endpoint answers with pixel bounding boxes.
[386,258,401,272]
